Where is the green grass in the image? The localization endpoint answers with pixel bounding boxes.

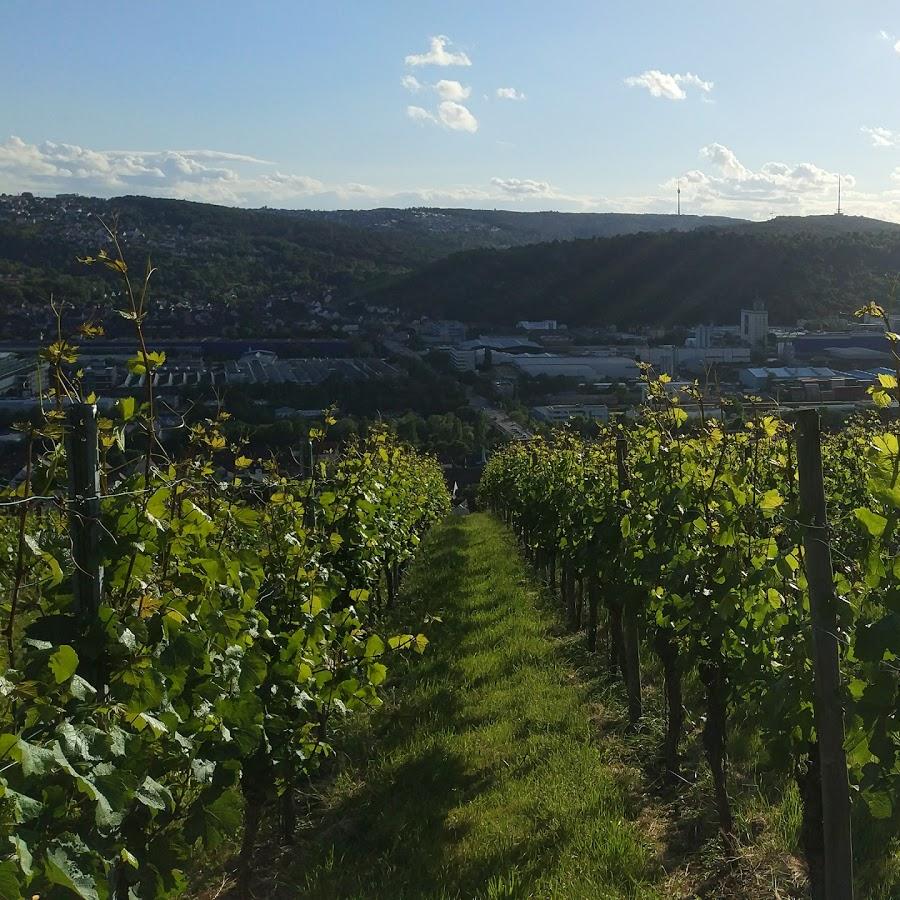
[191,512,900,898]
[283,513,663,899]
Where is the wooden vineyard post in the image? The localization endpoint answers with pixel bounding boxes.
[564,563,577,627]
[306,439,319,531]
[586,574,600,652]
[795,409,854,900]
[616,433,642,726]
[65,402,104,691]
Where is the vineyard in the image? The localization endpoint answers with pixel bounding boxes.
[479,364,900,899]
[6,228,900,900]
[0,237,450,898]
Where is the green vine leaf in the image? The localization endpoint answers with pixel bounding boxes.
[49,644,79,684]
[45,833,100,900]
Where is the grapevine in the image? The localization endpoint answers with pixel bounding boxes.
[480,366,900,891]
[0,232,449,899]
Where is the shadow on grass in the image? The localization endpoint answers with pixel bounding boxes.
[211,515,662,900]
[512,529,817,899]
[284,516,578,899]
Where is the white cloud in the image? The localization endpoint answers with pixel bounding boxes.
[624,69,713,100]
[698,142,852,194]
[677,73,713,92]
[402,78,475,131]
[896,41,900,54]
[435,79,471,101]
[406,105,436,124]
[164,149,274,164]
[437,101,478,132]
[626,70,685,100]
[0,136,245,189]
[699,143,751,180]
[491,177,551,196]
[405,35,471,67]
[0,135,340,207]
[496,87,526,101]
[658,143,891,219]
[258,171,324,193]
[880,29,893,41]
[400,177,593,208]
[8,134,900,221]
[405,98,477,133]
[862,126,899,148]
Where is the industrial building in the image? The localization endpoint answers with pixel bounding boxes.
[739,366,873,402]
[0,354,46,396]
[447,337,543,373]
[645,344,750,374]
[415,320,468,345]
[532,404,609,424]
[516,320,559,331]
[502,353,640,380]
[112,356,399,393]
[787,331,892,364]
[740,305,769,347]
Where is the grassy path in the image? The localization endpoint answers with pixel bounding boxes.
[286,513,662,899]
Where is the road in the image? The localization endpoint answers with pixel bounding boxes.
[468,393,533,441]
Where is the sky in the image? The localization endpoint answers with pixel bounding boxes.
[3,1,900,220]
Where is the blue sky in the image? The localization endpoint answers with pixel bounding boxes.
[3,0,900,219]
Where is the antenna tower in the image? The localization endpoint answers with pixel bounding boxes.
[837,175,842,216]
[677,180,681,216]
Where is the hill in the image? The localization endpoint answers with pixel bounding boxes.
[369,224,900,326]
[0,194,432,338]
[5,192,900,335]
[0,194,745,338]
[282,207,742,250]
[737,214,900,237]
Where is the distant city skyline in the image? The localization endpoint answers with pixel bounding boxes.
[3,1,900,220]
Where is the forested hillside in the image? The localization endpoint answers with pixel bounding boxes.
[0,195,739,309]
[286,207,741,247]
[6,193,900,334]
[0,195,422,310]
[373,226,900,325]
[0,194,746,337]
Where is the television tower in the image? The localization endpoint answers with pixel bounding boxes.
[677,180,681,216]
[836,175,843,215]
